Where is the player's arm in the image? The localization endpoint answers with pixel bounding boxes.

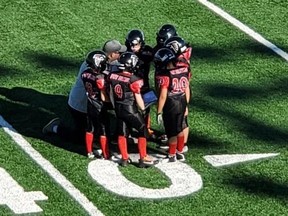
[157,87,167,114]
[134,92,145,111]
[100,90,110,102]
[96,76,110,102]
[130,78,145,111]
[156,75,169,114]
[185,84,190,103]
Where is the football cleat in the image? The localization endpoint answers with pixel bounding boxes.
[139,155,159,168]
[87,152,95,159]
[176,152,185,162]
[119,158,131,167]
[168,154,177,162]
[160,134,168,144]
[93,149,104,159]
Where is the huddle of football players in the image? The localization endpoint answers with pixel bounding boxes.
[42,24,192,168]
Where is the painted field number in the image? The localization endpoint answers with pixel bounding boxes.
[88,155,203,199]
[0,167,48,214]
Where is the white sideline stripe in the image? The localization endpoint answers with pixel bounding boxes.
[0,116,104,216]
[198,0,288,61]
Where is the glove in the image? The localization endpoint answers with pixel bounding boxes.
[157,113,163,126]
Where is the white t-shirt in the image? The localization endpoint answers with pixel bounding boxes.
[68,61,88,113]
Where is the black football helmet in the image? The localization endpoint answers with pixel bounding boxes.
[164,36,187,55]
[86,50,107,72]
[118,52,139,73]
[125,29,145,48]
[154,47,176,66]
[156,24,178,46]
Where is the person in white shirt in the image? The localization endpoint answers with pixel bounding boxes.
[42,40,126,148]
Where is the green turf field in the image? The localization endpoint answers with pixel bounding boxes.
[0,0,288,215]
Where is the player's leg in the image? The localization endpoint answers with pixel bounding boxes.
[97,107,111,159]
[163,96,186,162]
[124,109,158,168]
[116,119,130,166]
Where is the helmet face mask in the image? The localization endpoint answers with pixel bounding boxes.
[154,48,176,67]
[125,29,145,50]
[86,50,107,72]
[118,52,139,73]
[164,36,187,55]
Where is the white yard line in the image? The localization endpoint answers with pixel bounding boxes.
[0,115,104,216]
[204,153,279,167]
[198,0,288,61]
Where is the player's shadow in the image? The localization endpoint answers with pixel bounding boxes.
[197,76,288,145]
[205,76,288,99]
[0,86,86,156]
[0,65,24,78]
[192,39,281,63]
[192,45,227,62]
[23,51,80,71]
[225,173,288,203]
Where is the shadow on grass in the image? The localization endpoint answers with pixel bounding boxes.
[237,39,288,59]
[191,44,227,61]
[0,86,86,156]
[225,173,288,202]
[194,73,288,144]
[23,50,80,71]
[190,96,288,145]
[0,65,24,77]
[204,76,288,99]
[192,39,283,62]
[188,132,225,149]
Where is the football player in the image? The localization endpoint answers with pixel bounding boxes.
[154,47,190,162]
[107,52,158,168]
[125,29,154,136]
[43,39,126,151]
[42,56,90,146]
[81,50,111,159]
[150,24,179,145]
[164,36,193,155]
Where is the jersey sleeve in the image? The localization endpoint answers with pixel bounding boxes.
[156,75,169,89]
[130,78,144,94]
[183,47,192,61]
[96,75,105,90]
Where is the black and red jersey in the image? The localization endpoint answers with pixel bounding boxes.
[81,67,105,105]
[108,71,144,106]
[155,64,190,97]
[130,45,153,93]
[176,46,192,80]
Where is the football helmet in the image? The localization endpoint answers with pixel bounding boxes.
[154,47,176,66]
[156,24,178,46]
[164,36,187,55]
[125,29,145,48]
[118,52,139,73]
[86,50,107,72]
